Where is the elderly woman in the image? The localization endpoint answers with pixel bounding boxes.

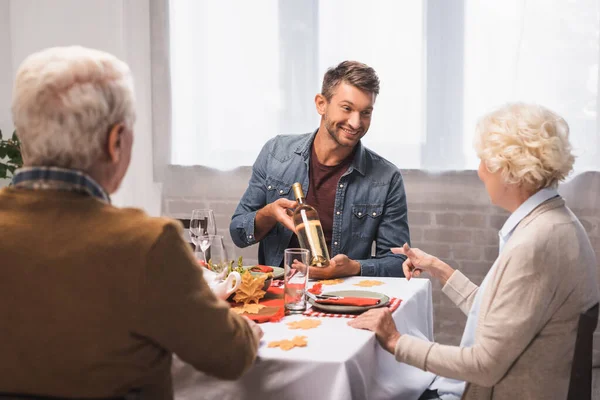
[349,103,599,400]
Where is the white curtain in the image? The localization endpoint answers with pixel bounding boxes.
[168,0,600,173]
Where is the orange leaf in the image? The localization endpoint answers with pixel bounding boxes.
[233,270,267,304]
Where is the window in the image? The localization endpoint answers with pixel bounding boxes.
[167,0,600,173]
[169,0,424,169]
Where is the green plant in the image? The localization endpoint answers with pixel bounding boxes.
[0,129,23,179]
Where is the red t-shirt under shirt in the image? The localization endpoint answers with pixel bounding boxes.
[288,143,354,253]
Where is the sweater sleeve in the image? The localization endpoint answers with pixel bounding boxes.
[395,242,560,387]
[133,221,259,380]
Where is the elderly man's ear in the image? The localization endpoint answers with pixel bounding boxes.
[106,123,125,163]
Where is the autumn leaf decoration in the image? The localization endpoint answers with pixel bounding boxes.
[233,270,267,305]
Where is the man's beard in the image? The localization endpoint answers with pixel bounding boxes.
[324,115,359,148]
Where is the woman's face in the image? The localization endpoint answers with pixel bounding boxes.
[478,159,506,206]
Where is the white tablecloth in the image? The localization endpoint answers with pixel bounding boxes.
[172,277,436,400]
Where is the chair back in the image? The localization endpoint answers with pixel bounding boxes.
[567,302,599,400]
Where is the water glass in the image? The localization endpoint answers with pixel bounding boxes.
[284,248,310,314]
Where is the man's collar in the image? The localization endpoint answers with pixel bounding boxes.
[295,129,366,176]
[11,166,111,204]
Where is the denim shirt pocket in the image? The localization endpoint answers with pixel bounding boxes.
[265,176,293,202]
[351,204,383,240]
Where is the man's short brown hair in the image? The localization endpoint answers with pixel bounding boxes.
[321,61,380,101]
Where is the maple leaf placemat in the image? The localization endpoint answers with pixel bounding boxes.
[318,279,344,285]
[353,280,385,288]
[286,319,321,330]
[268,336,308,351]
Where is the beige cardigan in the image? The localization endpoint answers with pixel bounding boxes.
[0,188,258,399]
[395,197,599,399]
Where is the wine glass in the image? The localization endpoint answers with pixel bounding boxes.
[200,235,231,279]
[189,209,216,260]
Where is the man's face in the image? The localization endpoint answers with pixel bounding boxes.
[318,82,375,148]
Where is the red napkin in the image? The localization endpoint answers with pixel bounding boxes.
[250,265,274,273]
[307,283,323,295]
[315,297,380,307]
[231,287,285,323]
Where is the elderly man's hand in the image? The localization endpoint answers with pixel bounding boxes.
[348,308,401,354]
[309,254,360,280]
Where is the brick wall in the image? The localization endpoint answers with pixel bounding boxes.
[163,167,600,350]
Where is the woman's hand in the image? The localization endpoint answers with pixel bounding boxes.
[348,308,401,354]
[392,243,454,285]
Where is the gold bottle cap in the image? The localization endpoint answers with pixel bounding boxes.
[292,182,305,200]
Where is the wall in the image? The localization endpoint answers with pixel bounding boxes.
[163,167,600,353]
[0,0,161,215]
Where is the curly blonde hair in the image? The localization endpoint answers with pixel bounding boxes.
[474,103,575,191]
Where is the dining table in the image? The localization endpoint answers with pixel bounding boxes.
[172,276,436,400]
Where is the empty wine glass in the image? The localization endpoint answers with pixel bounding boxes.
[200,235,231,279]
[190,209,216,260]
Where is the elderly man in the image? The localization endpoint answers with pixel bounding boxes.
[230,61,409,279]
[0,46,261,400]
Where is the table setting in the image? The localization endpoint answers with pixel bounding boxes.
[174,210,436,399]
[174,253,436,400]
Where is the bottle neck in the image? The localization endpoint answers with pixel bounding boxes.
[297,196,305,205]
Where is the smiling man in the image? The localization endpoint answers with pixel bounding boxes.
[230,61,409,278]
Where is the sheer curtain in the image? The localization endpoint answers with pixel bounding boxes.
[168,0,600,173]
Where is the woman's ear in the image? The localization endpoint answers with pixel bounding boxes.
[106,123,124,164]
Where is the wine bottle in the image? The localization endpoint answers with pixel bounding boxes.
[291,182,330,267]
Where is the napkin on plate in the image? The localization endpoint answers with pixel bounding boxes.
[315,297,380,307]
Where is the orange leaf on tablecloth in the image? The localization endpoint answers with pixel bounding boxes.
[231,303,265,314]
[287,319,321,330]
[319,279,344,285]
[353,280,385,287]
[268,336,308,351]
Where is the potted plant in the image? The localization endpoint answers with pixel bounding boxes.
[0,129,23,181]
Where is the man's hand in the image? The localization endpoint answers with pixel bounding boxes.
[267,198,297,232]
[254,198,298,241]
[309,254,361,280]
[348,308,401,354]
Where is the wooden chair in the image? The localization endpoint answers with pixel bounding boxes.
[567,302,599,400]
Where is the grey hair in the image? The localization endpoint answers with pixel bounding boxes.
[11,46,136,170]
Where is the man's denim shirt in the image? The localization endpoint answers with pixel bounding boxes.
[229,132,409,277]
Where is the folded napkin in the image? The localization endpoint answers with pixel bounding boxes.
[315,297,380,307]
[251,265,274,273]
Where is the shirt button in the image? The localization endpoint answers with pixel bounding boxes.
[358,212,362,216]
[334,241,338,245]
[336,211,340,215]
[279,190,284,194]
[339,184,344,188]
[248,235,253,239]
[372,212,377,216]
[268,185,272,190]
